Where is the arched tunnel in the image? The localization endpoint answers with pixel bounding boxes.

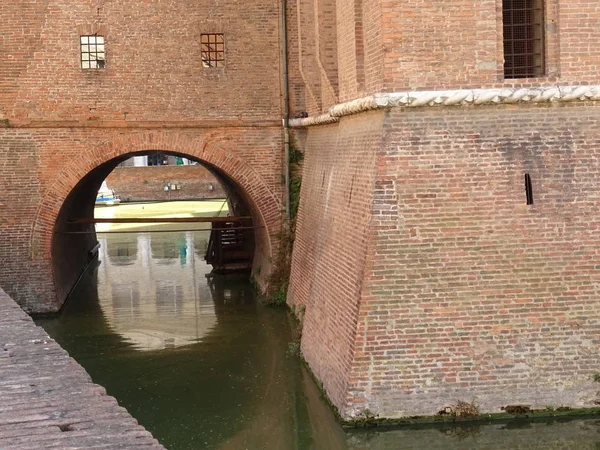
[51,150,270,309]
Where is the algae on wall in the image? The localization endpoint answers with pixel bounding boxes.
[262,143,304,306]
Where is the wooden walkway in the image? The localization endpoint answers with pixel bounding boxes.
[67,216,252,224]
[0,289,165,449]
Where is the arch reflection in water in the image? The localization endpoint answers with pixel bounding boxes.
[97,231,217,351]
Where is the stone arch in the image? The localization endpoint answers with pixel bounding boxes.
[30,131,282,308]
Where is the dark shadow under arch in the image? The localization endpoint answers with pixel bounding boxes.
[51,149,272,309]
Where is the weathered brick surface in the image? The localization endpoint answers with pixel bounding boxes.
[380,0,498,90]
[105,165,226,202]
[362,0,384,95]
[287,0,600,420]
[0,0,286,312]
[289,110,385,409]
[0,0,283,122]
[292,103,600,418]
[285,1,306,118]
[0,129,283,313]
[337,0,364,101]
[292,0,600,107]
[350,103,600,417]
[6,0,600,423]
[378,0,599,90]
[0,288,165,449]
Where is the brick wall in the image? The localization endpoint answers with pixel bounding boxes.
[0,0,285,312]
[363,0,384,95]
[291,103,600,418]
[0,132,50,310]
[337,0,363,101]
[290,0,600,110]
[377,0,600,91]
[6,0,600,421]
[380,0,498,90]
[316,0,339,109]
[289,110,385,410]
[350,102,600,417]
[105,165,226,202]
[296,0,322,115]
[0,0,283,122]
[556,2,600,81]
[286,1,306,117]
[287,0,600,418]
[0,129,283,313]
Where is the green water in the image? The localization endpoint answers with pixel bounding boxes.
[38,228,347,450]
[35,205,600,449]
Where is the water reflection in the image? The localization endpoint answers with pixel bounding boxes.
[36,223,600,449]
[97,233,217,351]
[344,419,600,449]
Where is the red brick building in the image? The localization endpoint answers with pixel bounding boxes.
[0,0,286,312]
[3,0,600,420]
[287,0,600,419]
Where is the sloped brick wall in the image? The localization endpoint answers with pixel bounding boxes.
[289,110,385,410]
[292,102,600,418]
[348,102,600,417]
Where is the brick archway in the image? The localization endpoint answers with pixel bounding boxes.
[29,132,282,305]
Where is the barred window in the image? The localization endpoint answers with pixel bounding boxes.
[503,0,545,78]
[81,35,105,69]
[201,34,225,68]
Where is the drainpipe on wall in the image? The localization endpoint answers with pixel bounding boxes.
[281,0,291,222]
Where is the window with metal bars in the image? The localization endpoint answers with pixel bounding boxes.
[502,0,545,78]
[201,34,225,68]
[80,35,105,69]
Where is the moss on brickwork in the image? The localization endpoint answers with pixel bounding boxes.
[261,144,303,306]
[288,143,304,221]
[289,336,600,430]
[260,224,293,306]
[340,407,600,430]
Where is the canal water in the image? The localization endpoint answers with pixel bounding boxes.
[36,202,600,449]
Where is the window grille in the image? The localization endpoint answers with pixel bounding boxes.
[201,34,225,68]
[80,35,105,69]
[502,0,545,78]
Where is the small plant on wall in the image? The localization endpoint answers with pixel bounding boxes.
[262,142,304,306]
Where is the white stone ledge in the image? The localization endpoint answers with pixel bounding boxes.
[289,85,600,128]
[289,112,339,127]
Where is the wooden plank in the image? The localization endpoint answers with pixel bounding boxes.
[68,216,252,224]
[56,226,260,235]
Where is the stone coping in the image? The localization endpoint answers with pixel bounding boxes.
[290,85,600,127]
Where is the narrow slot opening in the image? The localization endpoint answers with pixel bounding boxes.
[525,173,534,205]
